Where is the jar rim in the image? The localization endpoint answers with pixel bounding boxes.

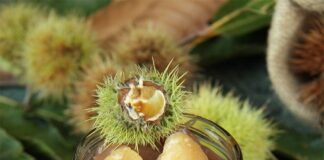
[182,113,243,160]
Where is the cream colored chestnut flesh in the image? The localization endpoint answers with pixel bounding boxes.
[158,132,208,160]
[104,146,143,160]
[118,78,167,122]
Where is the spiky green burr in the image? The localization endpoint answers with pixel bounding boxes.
[186,84,276,160]
[92,65,187,150]
[0,3,46,75]
[24,15,100,101]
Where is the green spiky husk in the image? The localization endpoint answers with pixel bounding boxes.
[92,66,187,149]
[0,3,46,75]
[24,15,100,101]
[186,85,276,160]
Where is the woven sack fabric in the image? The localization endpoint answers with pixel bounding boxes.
[267,0,324,129]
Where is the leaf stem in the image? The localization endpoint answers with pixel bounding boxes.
[180,9,243,47]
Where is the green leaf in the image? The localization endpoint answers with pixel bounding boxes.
[189,0,274,64]
[0,102,77,160]
[213,0,274,37]
[30,98,68,124]
[187,0,274,50]
[275,126,324,160]
[0,127,34,160]
[192,28,267,65]
[213,0,251,20]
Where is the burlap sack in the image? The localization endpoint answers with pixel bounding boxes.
[267,0,324,128]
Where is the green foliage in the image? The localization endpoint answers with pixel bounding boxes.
[191,0,274,65]
[186,85,276,160]
[212,0,274,37]
[0,128,34,160]
[193,30,267,66]
[0,3,46,76]
[93,66,187,149]
[0,102,78,160]
[275,126,324,160]
[24,14,100,101]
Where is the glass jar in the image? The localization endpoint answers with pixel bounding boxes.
[74,113,242,160]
